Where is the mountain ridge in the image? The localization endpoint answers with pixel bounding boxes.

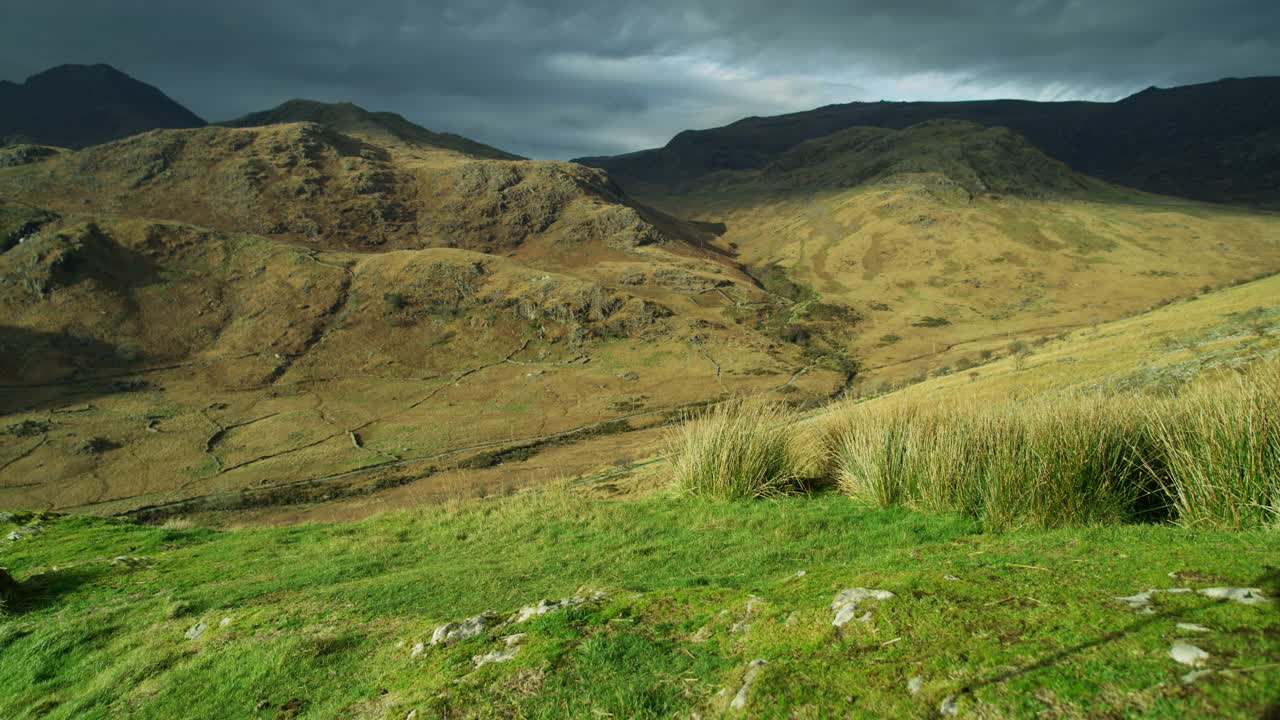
[576,76,1280,206]
[219,99,522,160]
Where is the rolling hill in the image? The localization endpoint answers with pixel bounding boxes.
[605,120,1280,389]
[0,119,840,519]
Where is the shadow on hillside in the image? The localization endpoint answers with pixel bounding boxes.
[0,325,148,414]
[954,570,1280,711]
[2,563,108,615]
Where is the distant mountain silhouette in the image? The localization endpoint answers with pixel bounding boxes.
[219,99,523,160]
[0,64,206,148]
[576,77,1280,206]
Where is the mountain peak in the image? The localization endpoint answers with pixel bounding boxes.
[0,63,205,148]
[220,99,522,160]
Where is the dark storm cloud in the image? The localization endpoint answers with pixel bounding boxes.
[1,1,1277,158]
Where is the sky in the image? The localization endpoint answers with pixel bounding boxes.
[1,1,1277,159]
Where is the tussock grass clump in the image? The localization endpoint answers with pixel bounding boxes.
[825,397,1157,529]
[666,399,808,499]
[1153,361,1280,529]
[822,358,1280,530]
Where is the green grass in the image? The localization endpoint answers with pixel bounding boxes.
[1,494,1277,718]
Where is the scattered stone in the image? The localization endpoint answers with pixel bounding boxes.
[729,659,766,711]
[473,634,526,668]
[512,591,606,623]
[731,595,764,634]
[795,570,807,577]
[907,676,924,696]
[1176,622,1211,633]
[1118,586,1270,613]
[185,621,207,641]
[944,574,960,581]
[112,555,147,567]
[1181,669,1216,685]
[939,694,959,716]
[6,524,42,542]
[1198,587,1270,605]
[1169,641,1209,667]
[430,612,496,646]
[0,567,19,596]
[410,642,425,658]
[405,711,417,720]
[831,588,895,627]
[220,617,234,627]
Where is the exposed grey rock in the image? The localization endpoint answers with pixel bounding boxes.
[944,574,960,581]
[1169,641,1209,667]
[410,642,425,657]
[184,621,207,640]
[219,617,233,627]
[6,524,42,542]
[1117,586,1269,613]
[1176,622,1211,633]
[831,588,895,627]
[512,591,605,623]
[939,694,959,716]
[1198,587,1270,605]
[473,634,525,668]
[1181,669,1215,685]
[907,676,924,696]
[430,612,496,646]
[730,659,767,711]
[731,595,764,634]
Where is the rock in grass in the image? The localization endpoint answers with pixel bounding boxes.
[907,676,924,696]
[1169,641,1209,667]
[6,523,42,542]
[184,621,207,640]
[831,588,895,627]
[512,591,606,623]
[430,612,496,646]
[1176,622,1211,633]
[1197,587,1269,605]
[729,659,767,711]
[939,694,959,716]
[473,634,526,668]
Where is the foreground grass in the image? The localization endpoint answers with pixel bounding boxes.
[2,493,1277,718]
[820,358,1280,531]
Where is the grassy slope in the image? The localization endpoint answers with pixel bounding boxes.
[626,125,1280,389]
[2,494,1277,719]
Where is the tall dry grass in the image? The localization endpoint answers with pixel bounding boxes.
[666,399,810,499]
[820,358,1279,530]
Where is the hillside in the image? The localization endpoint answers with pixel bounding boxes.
[219,99,522,160]
[0,122,842,520]
[578,76,1280,206]
[1,274,1277,718]
[0,64,205,149]
[610,121,1280,389]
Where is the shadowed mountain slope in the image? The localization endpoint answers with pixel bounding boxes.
[0,64,205,149]
[578,77,1280,206]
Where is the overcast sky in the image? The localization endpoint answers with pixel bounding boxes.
[1,1,1277,159]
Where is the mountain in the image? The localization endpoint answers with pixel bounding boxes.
[220,99,522,160]
[0,64,205,148]
[0,120,839,517]
[577,76,1280,206]
[607,120,1280,389]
